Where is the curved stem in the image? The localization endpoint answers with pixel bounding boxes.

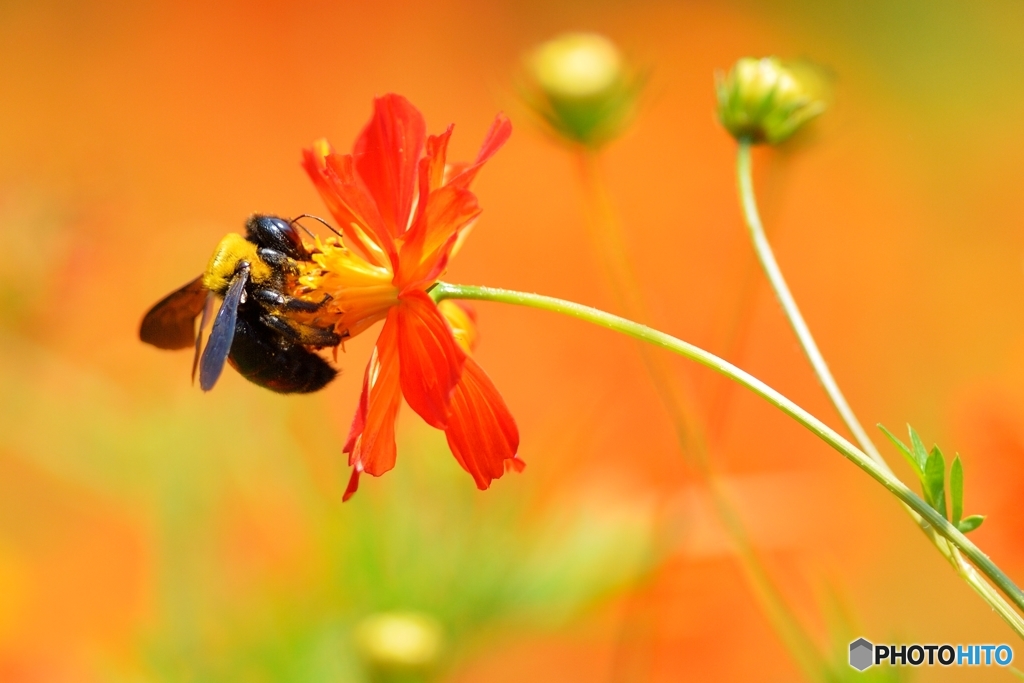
[735,141,1024,636]
[431,282,1024,637]
[735,142,888,472]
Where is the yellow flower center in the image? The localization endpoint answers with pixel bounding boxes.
[293,236,399,340]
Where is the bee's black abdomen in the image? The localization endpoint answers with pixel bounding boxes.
[228,309,337,394]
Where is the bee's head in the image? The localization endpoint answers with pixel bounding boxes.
[246,214,310,261]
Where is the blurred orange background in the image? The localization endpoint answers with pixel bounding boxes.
[3,0,1024,680]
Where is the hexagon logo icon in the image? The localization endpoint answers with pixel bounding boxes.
[849,638,874,671]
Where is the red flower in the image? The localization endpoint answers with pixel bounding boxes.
[297,94,522,500]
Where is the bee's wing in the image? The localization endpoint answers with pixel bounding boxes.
[199,267,249,392]
[139,277,208,350]
[191,291,216,385]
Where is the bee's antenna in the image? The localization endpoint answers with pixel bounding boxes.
[291,214,343,238]
[289,221,316,240]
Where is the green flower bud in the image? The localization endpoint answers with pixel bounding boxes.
[353,611,444,683]
[716,57,828,145]
[521,32,644,148]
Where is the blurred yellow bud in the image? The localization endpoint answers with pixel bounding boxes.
[716,57,829,145]
[354,611,444,682]
[532,32,622,98]
[521,32,644,148]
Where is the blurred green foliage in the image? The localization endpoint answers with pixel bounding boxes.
[0,211,659,680]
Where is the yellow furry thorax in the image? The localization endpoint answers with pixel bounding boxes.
[201,233,274,294]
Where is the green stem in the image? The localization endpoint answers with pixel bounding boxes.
[735,140,1024,637]
[430,282,1024,636]
[735,141,888,472]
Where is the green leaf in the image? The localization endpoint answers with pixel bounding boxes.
[950,456,964,527]
[958,515,985,534]
[908,425,930,479]
[924,446,946,519]
[878,423,921,478]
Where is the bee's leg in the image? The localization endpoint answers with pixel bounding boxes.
[256,248,299,275]
[259,313,345,347]
[251,287,331,313]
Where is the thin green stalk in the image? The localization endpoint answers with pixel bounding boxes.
[735,142,888,472]
[430,281,1024,638]
[576,149,832,682]
[735,140,1024,635]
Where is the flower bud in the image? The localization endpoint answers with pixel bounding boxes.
[716,57,828,145]
[353,611,444,682]
[521,32,644,148]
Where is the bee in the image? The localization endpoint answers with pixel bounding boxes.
[139,214,342,394]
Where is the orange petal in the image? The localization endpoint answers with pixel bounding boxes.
[422,125,453,194]
[397,185,481,287]
[398,126,455,284]
[409,127,455,235]
[397,115,510,286]
[302,144,394,269]
[342,468,362,502]
[444,357,520,490]
[395,290,466,429]
[505,457,526,474]
[354,94,425,240]
[447,113,512,190]
[345,309,403,479]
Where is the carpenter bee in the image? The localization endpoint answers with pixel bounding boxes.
[140,214,342,394]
